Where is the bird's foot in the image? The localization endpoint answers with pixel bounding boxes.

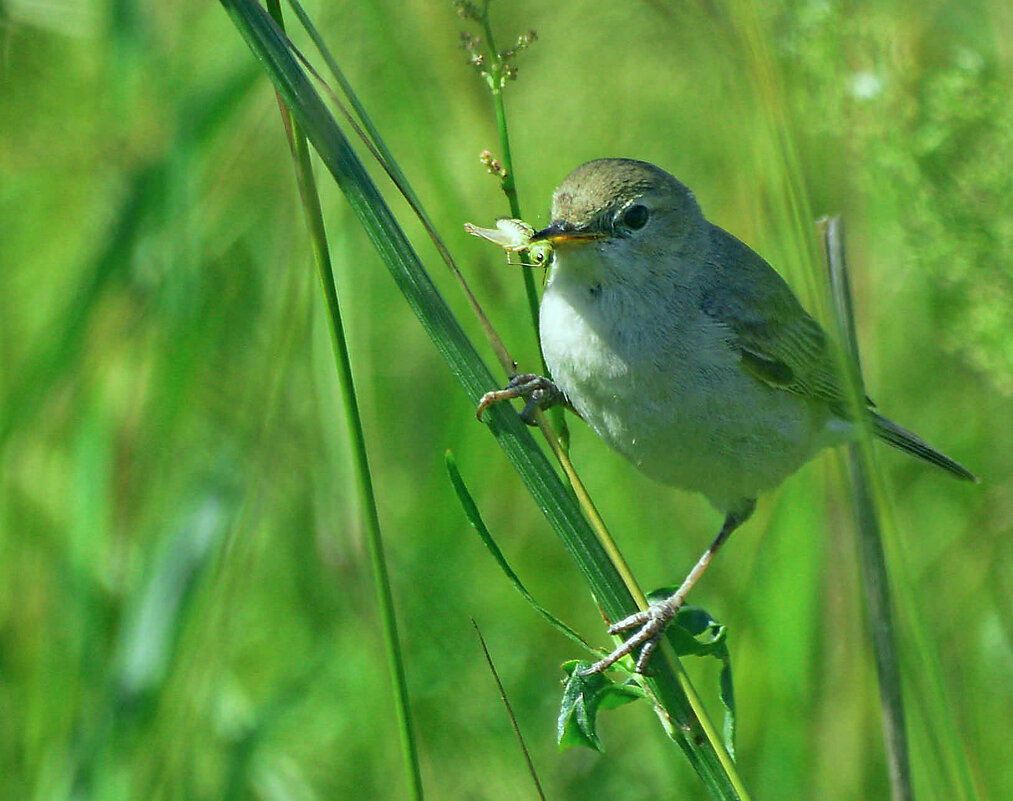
[476,373,565,424]
[579,595,684,676]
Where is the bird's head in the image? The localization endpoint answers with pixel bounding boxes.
[531,159,706,282]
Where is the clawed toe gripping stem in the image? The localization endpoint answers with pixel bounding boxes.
[579,504,752,676]
[579,596,683,676]
[476,373,566,424]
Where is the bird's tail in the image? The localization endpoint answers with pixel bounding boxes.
[870,412,978,482]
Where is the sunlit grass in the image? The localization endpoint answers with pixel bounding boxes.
[1,1,1010,799]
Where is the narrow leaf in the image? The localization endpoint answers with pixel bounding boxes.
[446,451,592,652]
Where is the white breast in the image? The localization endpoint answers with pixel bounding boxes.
[539,249,825,512]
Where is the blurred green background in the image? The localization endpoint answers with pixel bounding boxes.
[2,0,1012,799]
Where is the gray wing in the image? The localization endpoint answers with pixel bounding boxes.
[696,225,977,481]
[698,223,852,412]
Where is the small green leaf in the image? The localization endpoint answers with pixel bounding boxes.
[675,604,736,760]
[557,661,645,752]
[445,452,593,652]
[673,605,727,656]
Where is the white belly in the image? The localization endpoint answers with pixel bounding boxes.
[539,265,827,512]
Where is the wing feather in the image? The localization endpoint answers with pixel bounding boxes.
[698,224,851,411]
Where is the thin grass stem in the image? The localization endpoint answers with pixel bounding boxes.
[465,15,743,773]
[265,3,424,798]
[822,216,911,801]
[472,619,548,801]
[471,2,568,444]
[477,1,542,340]
[826,216,983,801]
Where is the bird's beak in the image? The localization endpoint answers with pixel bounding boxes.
[530,220,603,245]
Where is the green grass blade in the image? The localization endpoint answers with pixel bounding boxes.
[283,2,516,378]
[445,450,592,652]
[824,219,982,801]
[823,217,912,801]
[263,2,424,798]
[219,0,625,608]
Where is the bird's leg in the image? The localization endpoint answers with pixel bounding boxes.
[476,373,567,425]
[580,500,756,676]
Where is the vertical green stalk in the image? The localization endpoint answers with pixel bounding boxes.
[473,0,568,443]
[478,4,540,340]
[265,3,423,799]
[822,217,911,801]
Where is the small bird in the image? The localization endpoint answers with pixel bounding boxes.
[479,158,976,675]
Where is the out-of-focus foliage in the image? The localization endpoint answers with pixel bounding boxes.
[1,1,1011,800]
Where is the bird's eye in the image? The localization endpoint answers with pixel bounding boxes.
[622,204,650,231]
